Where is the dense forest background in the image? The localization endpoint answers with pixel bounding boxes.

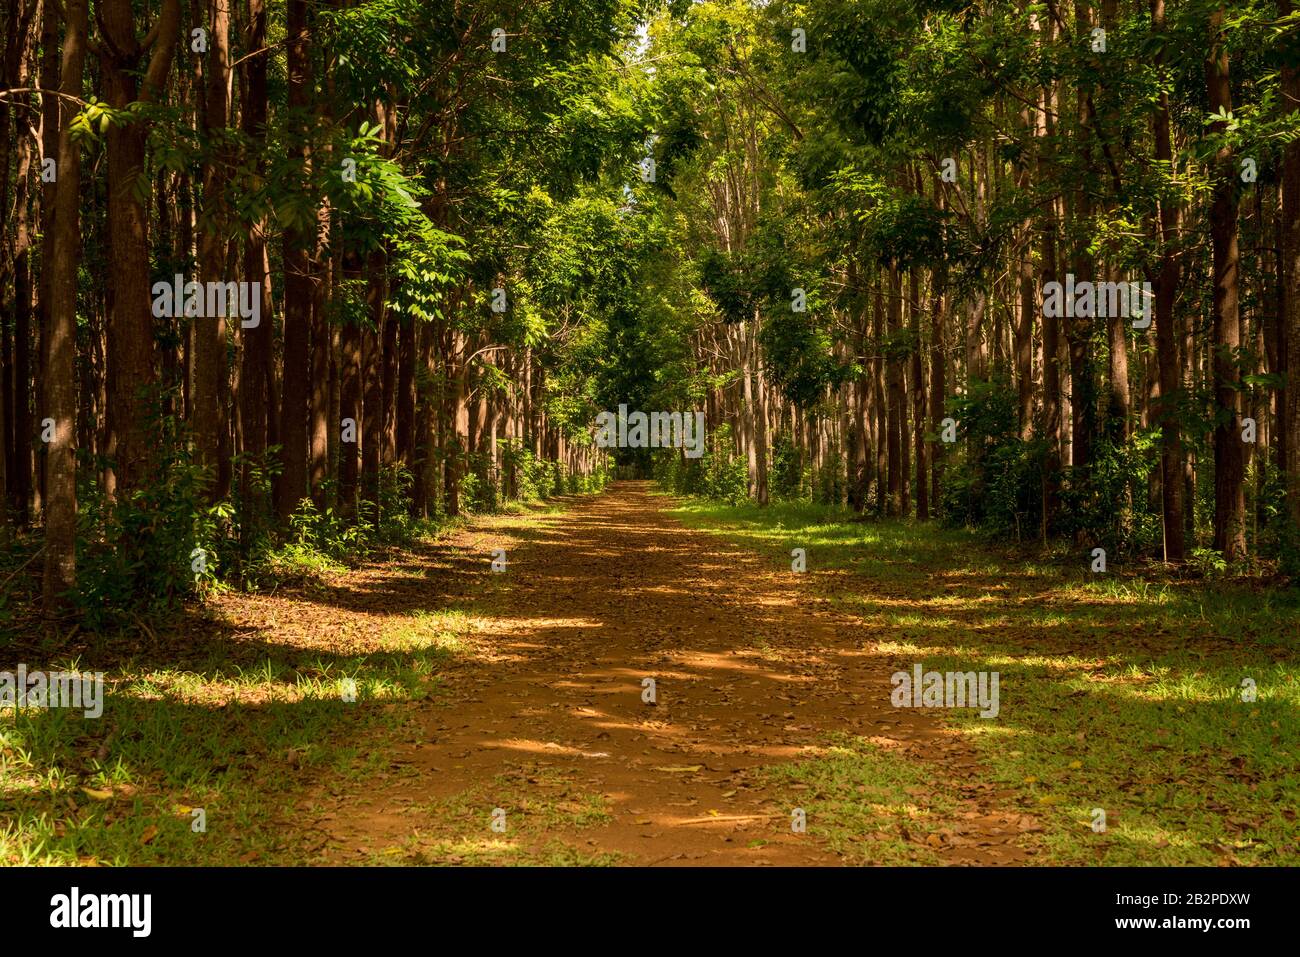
[3,0,1300,629]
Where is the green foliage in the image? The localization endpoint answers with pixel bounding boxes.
[940,378,1045,542]
[73,413,217,627]
[770,432,805,500]
[459,456,499,515]
[655,423,748,505]
[1059,430,1163,560]
[814,444,846,506]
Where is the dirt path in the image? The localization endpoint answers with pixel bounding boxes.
[305,482,1033,865]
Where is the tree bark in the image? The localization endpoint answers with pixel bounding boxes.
[1152,0,1186,562]
[195,0,232,499]
[42,0,87,613]
[98,0,180,496]
[276,0,313,518]
[1283,0,1300,534]
[1207,6,1247,561]
[886,262,904,515]
[239,0,272,529]
[339,250,362,518]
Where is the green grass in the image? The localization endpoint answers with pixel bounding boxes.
[361,764,620,866]
[0,606,467,866]
[764,733,959,864]
[672,496,1300,866]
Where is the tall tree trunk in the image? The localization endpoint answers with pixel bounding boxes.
[339,250,362,519]
[1106,267,1131,440]
[1152,0,1186,562]
[929,278,946,516]
[43,0,87,613]
[98,0,180,497]
[886,262,904,515]
[1283,0,1300,535]
[239,0,272,530]
[309,214,331,509]
[444,322,464,515]
[362,248,386,523]
[309,69,339,510]
[397,315,415,469]
[1207,6,1247,561]
[381,282,399,467]
[276,0,313,518]
[0,0,31,528]
[32,0,61,537]
[850,260,869,512]
[195,0,231,500]
[1014,108,1036,442]
[1068,4,1096,483]
[752,313,769,505]
[872,278,887,513]
[11,96,33,525]
[412,318,437,517]
[913,267,929,520]
[930,184,948,514]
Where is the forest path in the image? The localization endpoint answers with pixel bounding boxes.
[303,481,1032,865]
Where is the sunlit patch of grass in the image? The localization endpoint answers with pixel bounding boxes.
[874,639,926,657]
[498,500,569,516]
[901,643,1300,865]
[387,764,617,866]
[386,608,472,657]
[0,608,468,865]
[763,734,956,864]
[363,833,619,867]
[244,543,349,587]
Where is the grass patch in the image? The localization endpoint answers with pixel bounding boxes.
[765,734,959,864]
[674,496,1300,865]
[0,605,469,866]
[373,764,619,866]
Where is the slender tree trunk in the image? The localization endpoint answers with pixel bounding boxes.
[1207,6,1247,561]
[276,0,313,518]
[752,312,769,505]
[1283,0,1300,534]
[362,248,386,522]
[195,0,232,500]
[309,210,331,509]
[850,260,869,512]
[413,319,437,517]
[873,277,887,513]
[1015,109,1036,442]
[1106,266,1132,440]
[886,262,904,515]
[239,0,271,530]
[444,322,463,515]
[339,251,362,519]
[381,283,399,467]
[12,100,33,525]
[397,315,415,468]
[98,0,180,497]
[43,0,87,613]
[909,253,928,519]
[1152,0,1186,562]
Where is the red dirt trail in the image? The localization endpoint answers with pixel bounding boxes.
[304,482,1033,865]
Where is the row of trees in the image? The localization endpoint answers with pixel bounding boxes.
[1,0,654,619]
[4,0,1300,627]
[635,0,1300,568]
